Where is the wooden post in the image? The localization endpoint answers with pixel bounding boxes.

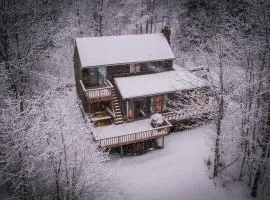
[162,136,165,148]
[120,145,123,157]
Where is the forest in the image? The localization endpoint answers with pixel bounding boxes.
[0,0,269,199]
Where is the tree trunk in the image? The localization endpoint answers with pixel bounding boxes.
[213,45,224,177]
[213,99,222,177]
[251,98,270,197]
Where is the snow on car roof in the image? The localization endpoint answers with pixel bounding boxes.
[114,64,207,99]
[75,33,175,67]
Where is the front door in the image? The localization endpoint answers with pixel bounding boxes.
[151,95,165,113]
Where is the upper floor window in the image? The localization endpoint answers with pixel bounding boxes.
[130,64,140,73]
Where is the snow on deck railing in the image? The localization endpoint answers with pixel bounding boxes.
[80,80,113,100]
[98,120,172,148]
[162,106,216,121]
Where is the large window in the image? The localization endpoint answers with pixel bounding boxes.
[86,67,107,86]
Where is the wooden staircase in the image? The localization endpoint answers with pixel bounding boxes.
[112,88,124,125]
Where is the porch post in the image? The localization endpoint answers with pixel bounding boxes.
[162,136,165,148]
[126,100,129,119]
[120,145,123,157]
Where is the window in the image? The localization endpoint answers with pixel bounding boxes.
[98,66,106,85]
[151,95,165,113]
[88,68,99,86]
[86,67,107,86]
[127,100,135,119]
[130,64,140,73]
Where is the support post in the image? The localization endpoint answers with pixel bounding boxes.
[162,136,165,148]
[120,145,123,157]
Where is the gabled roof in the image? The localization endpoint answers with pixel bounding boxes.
[114,64,207,99]
[75,33,175,68]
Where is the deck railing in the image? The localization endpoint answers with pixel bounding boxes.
[80,80,113,100]
[162,106,216,121]
[98,119,172,148]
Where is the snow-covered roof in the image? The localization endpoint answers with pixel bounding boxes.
[75,33,175,67]
[114,64,207,99]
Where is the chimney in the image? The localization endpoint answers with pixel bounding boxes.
[161,26,171,45]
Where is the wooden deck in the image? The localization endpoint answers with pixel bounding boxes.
[92,106,214,149]
[80,80,113,102]
[94,118,172,148]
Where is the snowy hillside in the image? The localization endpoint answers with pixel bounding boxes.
[109,126,251,200]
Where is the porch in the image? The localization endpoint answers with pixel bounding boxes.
[92,117,172,148]
[80,79,114,102]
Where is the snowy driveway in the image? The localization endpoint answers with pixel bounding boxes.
[109,126,251,200]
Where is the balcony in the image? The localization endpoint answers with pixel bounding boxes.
[92,117,172,148]
[80,80,114,102]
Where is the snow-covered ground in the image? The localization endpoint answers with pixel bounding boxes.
[108,126,251,200]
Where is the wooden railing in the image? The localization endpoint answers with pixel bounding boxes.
[80,80,113,100]
[98,120,172,148]
[162,106,216,121]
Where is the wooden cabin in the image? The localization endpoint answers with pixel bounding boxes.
[73,27,212,154]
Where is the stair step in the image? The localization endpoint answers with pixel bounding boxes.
[115,116,123,119]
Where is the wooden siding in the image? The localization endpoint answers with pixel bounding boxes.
[73,45,84,101]
[107,65,130,81]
